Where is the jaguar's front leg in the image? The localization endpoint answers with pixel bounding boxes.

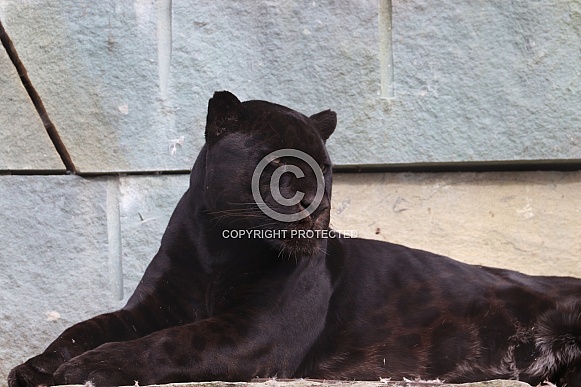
[53,313,313,385]
[55,280,330,387]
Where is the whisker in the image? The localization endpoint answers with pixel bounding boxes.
[207,210,264,217]
[247,222,281,230]
[207,208,262,214]
[225,202,263,206]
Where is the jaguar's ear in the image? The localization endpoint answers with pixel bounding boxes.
[205,91,244,145]
[310,109,337,141]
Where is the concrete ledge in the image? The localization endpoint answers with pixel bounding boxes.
[59,379,534,387]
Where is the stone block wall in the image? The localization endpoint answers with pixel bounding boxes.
[0,0,579,385]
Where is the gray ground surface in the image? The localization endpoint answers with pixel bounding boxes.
[58,378,537,387]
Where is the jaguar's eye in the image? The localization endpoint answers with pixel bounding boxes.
[270,158,284,167]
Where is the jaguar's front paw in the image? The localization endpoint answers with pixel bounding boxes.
[53,346,135,387]
[7,352,63,387]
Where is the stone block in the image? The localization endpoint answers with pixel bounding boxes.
[331,171,581,277]
[0,175,124,383]
[0,44,64,171]
[379,0,581,164]
[119,175,190,297]
[1,1,194,173]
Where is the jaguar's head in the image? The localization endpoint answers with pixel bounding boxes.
[201,91,337,259]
